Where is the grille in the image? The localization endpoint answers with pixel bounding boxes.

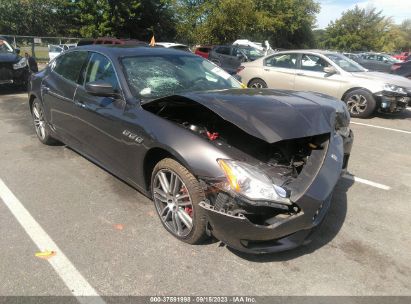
[0,65,13,81]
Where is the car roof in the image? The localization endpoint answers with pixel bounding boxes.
[74,44,196,57]
[275,49,340,56]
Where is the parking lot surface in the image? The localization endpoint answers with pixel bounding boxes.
[0,89,410,296]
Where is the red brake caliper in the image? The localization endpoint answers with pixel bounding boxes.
[181,186,193,217]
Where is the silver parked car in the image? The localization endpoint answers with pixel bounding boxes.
[238,50,411,118]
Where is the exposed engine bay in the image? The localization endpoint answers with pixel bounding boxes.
[143,96,331,226]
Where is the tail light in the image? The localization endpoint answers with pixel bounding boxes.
[236,66,245,74]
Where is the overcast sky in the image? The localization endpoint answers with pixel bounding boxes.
[316,0,411,29]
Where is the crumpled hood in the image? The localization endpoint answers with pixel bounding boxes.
[175,89,338,143]
[0,52,20,64]
[352,71,411,88]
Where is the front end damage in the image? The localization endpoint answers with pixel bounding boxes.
[199,132,349,253]
[374,87,411,113]
[142,90,354,253]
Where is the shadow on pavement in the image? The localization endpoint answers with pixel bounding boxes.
[228,176,354,262]
[0,85,28,95]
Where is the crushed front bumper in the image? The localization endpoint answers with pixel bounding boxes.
[374,91,411,113]
[201,131,352,254]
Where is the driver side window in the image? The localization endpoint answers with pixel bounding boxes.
[84,53,119,91]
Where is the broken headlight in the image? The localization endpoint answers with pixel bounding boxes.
[383,84,407,96]
[335,105,350,137]
[217,159,291,205]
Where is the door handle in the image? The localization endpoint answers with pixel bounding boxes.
[296,72,305,76]
[264,68,270,71]
[41,85,50,92]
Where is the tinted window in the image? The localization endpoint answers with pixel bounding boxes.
[84,53,119,91]
[215,47,230,55]
[301,54,330,72]
[53,51,88,82]
[198,47,210,53]
[265,53,298,69]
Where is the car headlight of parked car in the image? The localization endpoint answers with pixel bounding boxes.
[13,57,28,70]
[217,159,291,205]
[383,84,407,96]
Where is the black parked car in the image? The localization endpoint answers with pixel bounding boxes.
[0,38,30,87]
[391,60,411,79]
[208,45,264,74]
[28,45,353,254]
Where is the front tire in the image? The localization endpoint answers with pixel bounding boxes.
[31,99,57,145]
[151,158,208,244]
[343,89,376,118]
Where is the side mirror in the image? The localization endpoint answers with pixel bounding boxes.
[15,48,20,55]
[85,81,117,97]
[323,66,337,75]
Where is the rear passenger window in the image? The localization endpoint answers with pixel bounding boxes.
[53,51,88,83]
[265,53,298,69]
[84,53,119,91]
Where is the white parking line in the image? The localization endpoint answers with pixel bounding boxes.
[350,121,411,134]
[342,174,391,190]
[0,178,106,304]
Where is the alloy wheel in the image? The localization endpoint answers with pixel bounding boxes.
[153,169,194,237]
[346,94,368,115]
[32,102,46,140]
[250,82,265,88]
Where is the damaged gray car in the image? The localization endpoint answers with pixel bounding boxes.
[28,46,353,253]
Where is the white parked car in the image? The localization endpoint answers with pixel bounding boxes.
[48,44,77,61]
[155,42,191,52]
[237,50,411,118]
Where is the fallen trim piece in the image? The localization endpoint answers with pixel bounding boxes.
[350,122,411,134]
[342,174,391,190]
[0,178,106,304]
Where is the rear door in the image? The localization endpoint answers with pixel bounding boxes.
[41,50,89,145]
[294,53,342,98]
[261,53,298,89]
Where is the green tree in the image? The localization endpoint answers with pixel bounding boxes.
[174,0,319,48]
[0,0,74,36]
[322,6,389,51]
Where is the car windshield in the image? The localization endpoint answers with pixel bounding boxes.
[122,55,242,100]
[0,40,14,53]
[325,53,367,72]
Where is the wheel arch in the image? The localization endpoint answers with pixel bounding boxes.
[341,87,373,101]
[143,147,195,194]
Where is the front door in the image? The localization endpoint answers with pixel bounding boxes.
[294,53,342,99]
[72,52,129,175]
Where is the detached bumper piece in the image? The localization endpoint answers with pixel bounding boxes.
[202,132,351,254]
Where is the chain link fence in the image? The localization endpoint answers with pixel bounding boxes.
[1,34,81,62]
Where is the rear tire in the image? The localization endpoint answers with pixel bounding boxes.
[248,78,267,89]
[151,158,208,245]
[31,99,57,145]
[343,89,376,118]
